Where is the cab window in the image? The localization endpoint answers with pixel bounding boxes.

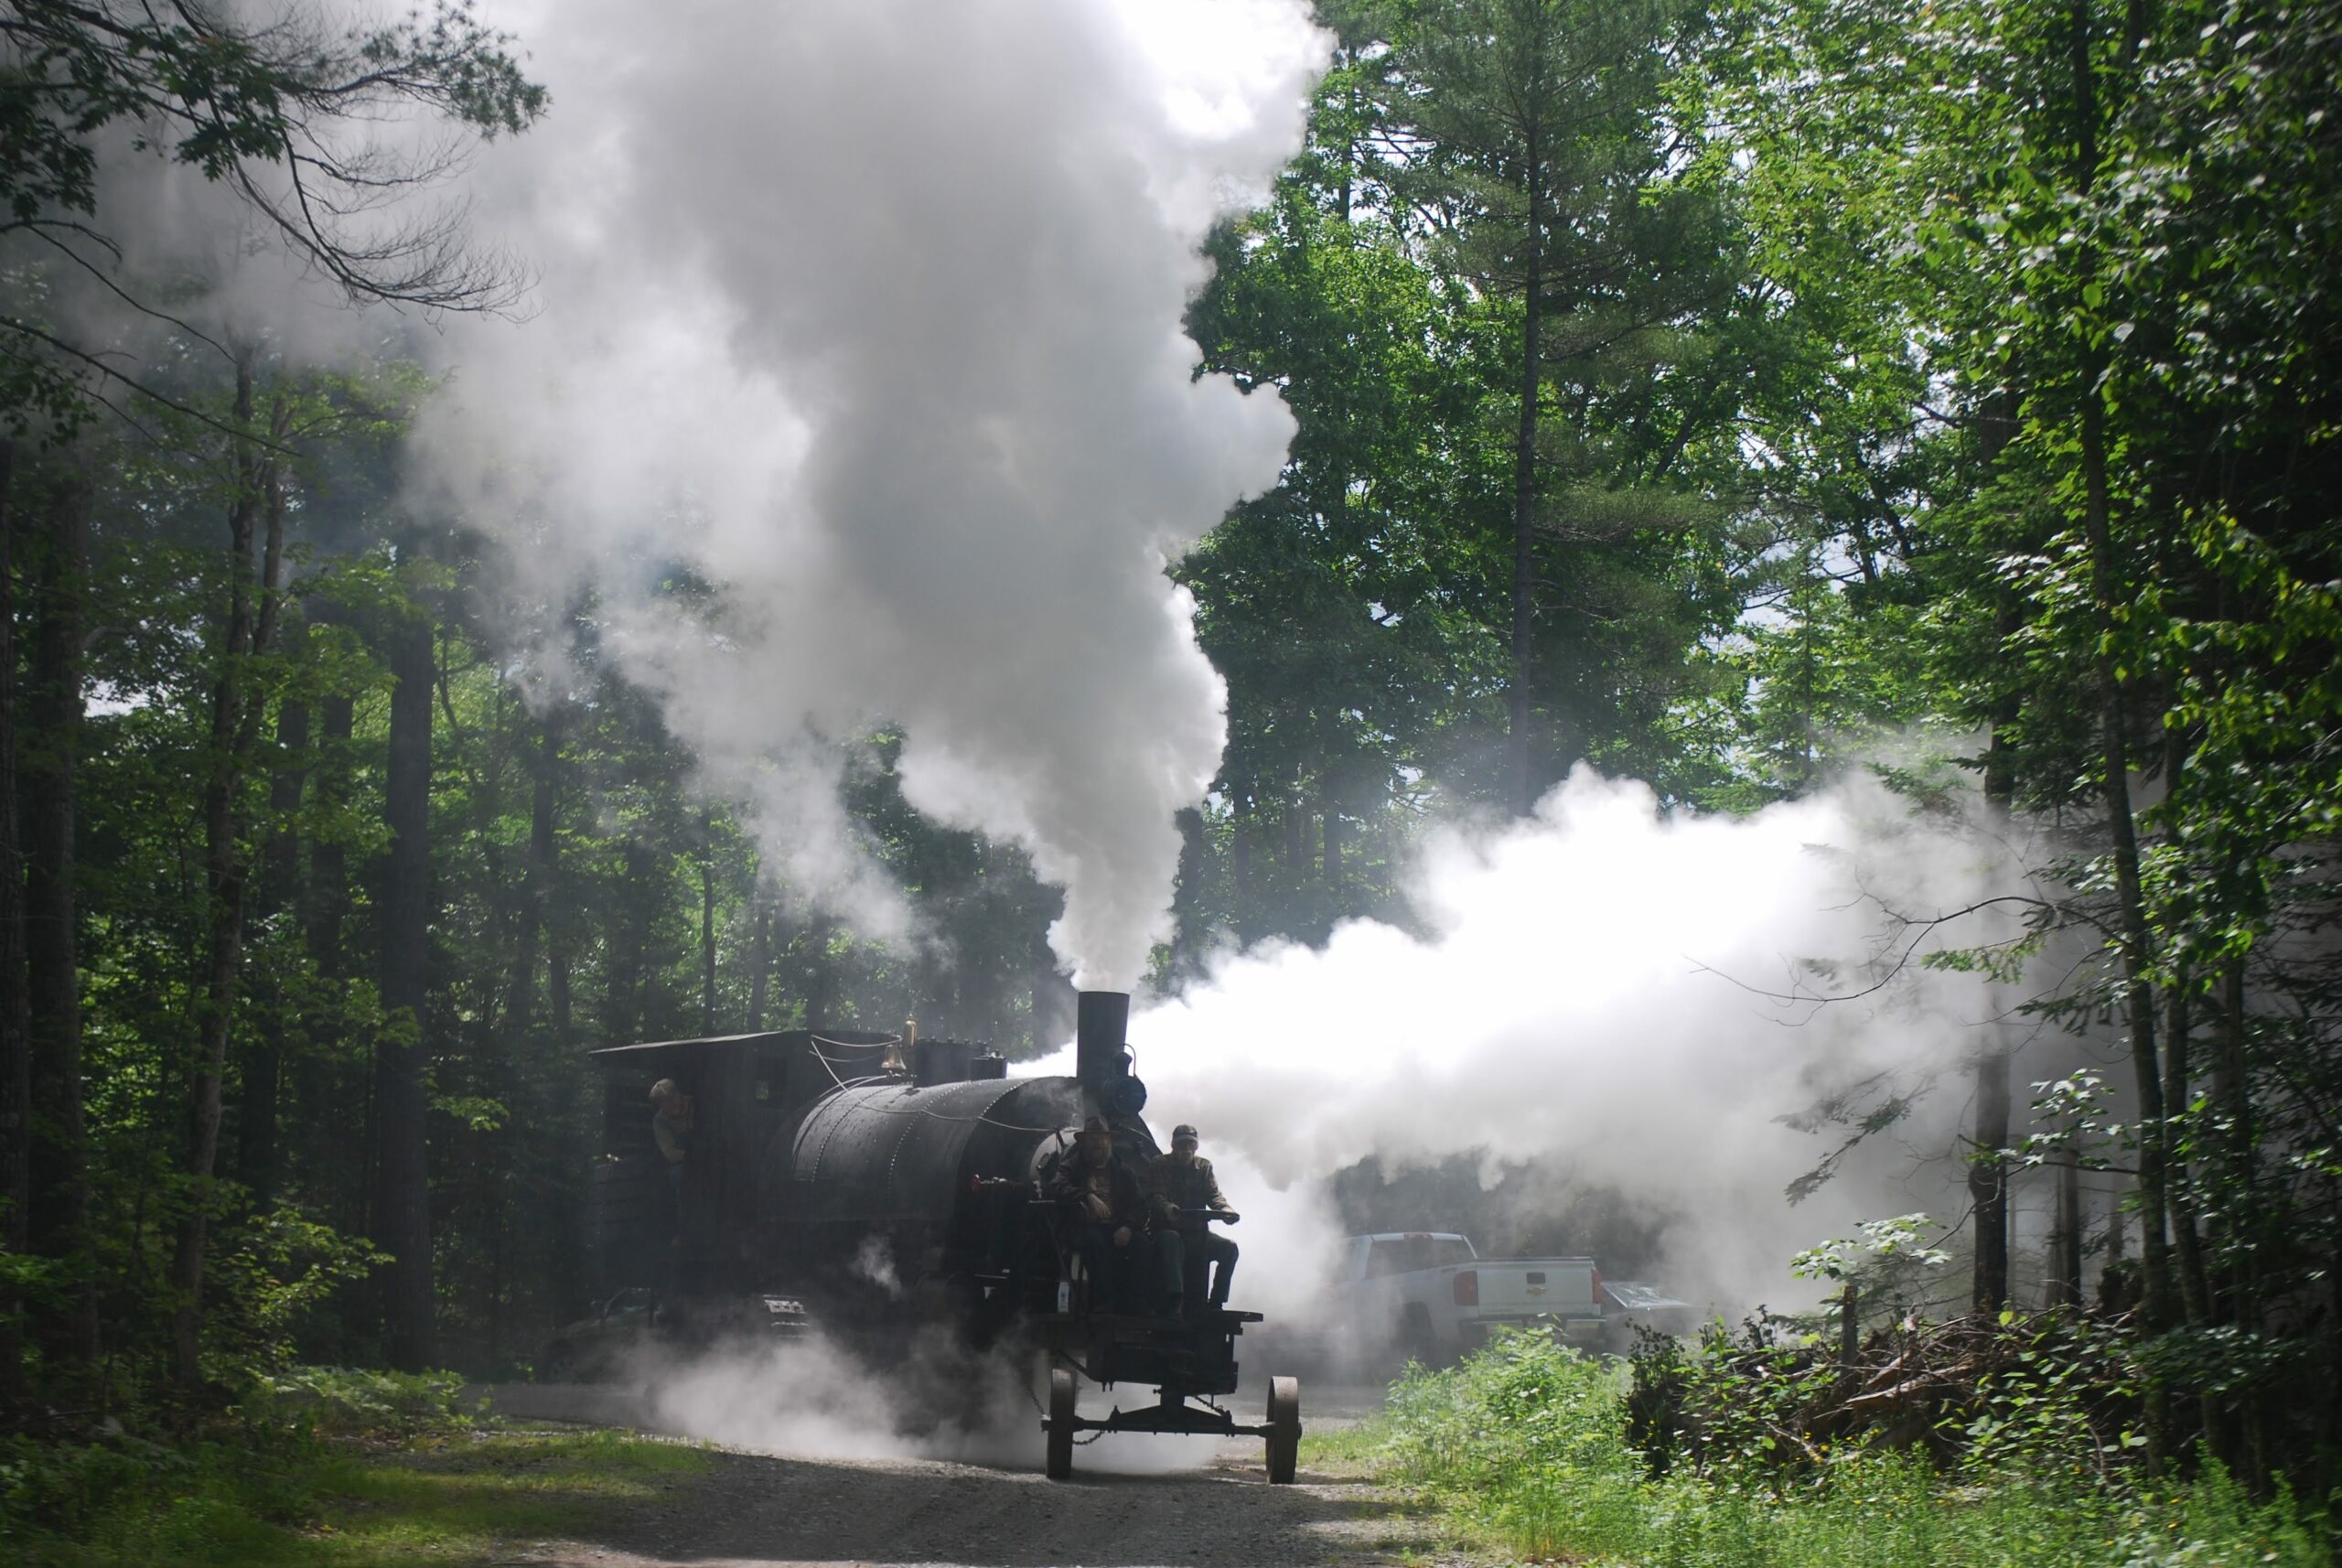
[1365,1236,1475,1275]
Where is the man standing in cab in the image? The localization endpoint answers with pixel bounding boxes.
[1148,1123,1240,1317]
[1050,1117,1150,1312]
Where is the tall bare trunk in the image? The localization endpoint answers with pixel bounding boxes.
[2082,409,2172,1337]
[2164,972,2212,1325]
[2068,0,2175,1359]
[606,840,650,1041]
[0,438,30,1402]
[699,812,717,1035]
[306,692,354,970]
[172,364,290,1388]
[291,688,355,1232]
[236,697,306,1211]
[2156,732,2213,1327]
[26,457,93,1368]
[2216,961,2266,1468]
[1970,1040,2011,1313]
[1972,725,2019,1313]
[1508,142,1542,820]
[2103,1200,2128,1310]
[746,904,771,1032]
[509,712,557,1044]
[1320,780,1343,886]
[2049,1153,2084,1307]
[375,608,435,1370]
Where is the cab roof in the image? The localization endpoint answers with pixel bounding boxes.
[584,1027,897,1059]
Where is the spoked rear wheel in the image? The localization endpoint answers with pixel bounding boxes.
[1265,1374,1301,1484]
[1046,1367,1078,1480]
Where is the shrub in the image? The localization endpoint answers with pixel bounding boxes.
[1364,1329,2332,1568]
[236,1366,478,1438]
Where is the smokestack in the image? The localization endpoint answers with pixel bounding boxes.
[1076,991,1131,1086]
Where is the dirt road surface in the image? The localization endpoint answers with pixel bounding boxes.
[475,1382,1441,1568]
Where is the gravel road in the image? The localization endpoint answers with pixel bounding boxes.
[477,1381,1437,1568]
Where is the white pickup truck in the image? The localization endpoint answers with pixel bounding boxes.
[1338,1231,1608,1365]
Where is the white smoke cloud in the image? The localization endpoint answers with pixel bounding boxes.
[636,1330,1220,1476]
[416,0,1327,983]
[1080,768,2063,1316]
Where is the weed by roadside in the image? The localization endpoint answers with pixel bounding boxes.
[1349,1330,2331,1568]
[1,1369,710,1568]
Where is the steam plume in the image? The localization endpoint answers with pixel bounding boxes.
[418,0,1328,983]
[1106,769,2059,1313]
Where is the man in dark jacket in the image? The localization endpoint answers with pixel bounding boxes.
[1048,1117,1149,1312]
[1147,1123,1240,1316]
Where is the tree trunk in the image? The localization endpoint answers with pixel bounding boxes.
[1508,151,1543,820]
[1970,1041,2011,1314]
[25,456,94,1369]
[2068,0,2175,1362]
[747,904,771,1031]
[2102,1199,2128,1312]
[375,607,436,1371]
[2163,972,2212,1325]
[541,714,573,1050]
[1972,722,2019,1315]
[2155,732,2214,1327]
[700,813,717,1036]
[605,840,651,1042]
[0,437,31,1401]
[2079,403,2174,1341]
[2216,961,2267,1472]
[235,696,307,1211]
[548,919,574,1050]
[172,364,290,1388]
[2049,1152,2083,1308]
[301,689,356,1231]
[306,693,355,968]
[806,917,839,1036]
[1320,780,1343,886]
[509,711,558,1045]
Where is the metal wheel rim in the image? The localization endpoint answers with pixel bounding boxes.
[1046,1368,1077,1479]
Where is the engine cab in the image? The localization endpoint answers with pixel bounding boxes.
[582,991,1301,1482]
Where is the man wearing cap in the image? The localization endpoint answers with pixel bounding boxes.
[1148,1123,1240,1316]
[1048,1116,1149,1312]
[649,1079,694,1203]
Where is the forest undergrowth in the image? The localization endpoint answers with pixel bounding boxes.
[1323,1328,2331,1568]
[0,1369,708,1568]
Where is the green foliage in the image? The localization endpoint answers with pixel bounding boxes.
[0,2,547,432]
[237,1368,475,1440]
[199,1214,386,1378]
[0,0,2334,1516]
[1789,1215,1952,1282]
[1366,1330,2331,1566]
[0,1416,706,1568]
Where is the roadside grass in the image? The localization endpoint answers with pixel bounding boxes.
[1344,1334,2332,1568]
[5,1380,712,1568]
[1299,1421,1387,1471]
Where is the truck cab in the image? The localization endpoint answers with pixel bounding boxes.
[1341,1231,1607,1365]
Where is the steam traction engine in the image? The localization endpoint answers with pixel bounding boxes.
[583,990,1301,1482]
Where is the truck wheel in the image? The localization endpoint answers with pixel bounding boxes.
[1046,1368,1078,1480]
[1398,1305,1436,1368]
[1265,1375,1301,1484]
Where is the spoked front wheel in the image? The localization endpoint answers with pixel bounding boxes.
[1046,1367,1078,1480]
[1265,1374,1301,1484]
